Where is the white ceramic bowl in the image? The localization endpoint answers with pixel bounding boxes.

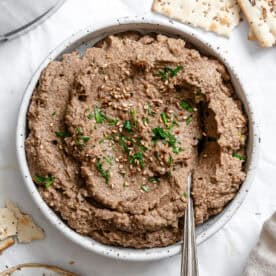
[16,16,260,261]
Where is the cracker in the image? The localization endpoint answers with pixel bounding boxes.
[152,0,241,37]
[238,0,276,47]
[0,237,15,254]
[248,28,257,40]
[6,201,45,243]
[17,214,45,243]
[0,208,17,241]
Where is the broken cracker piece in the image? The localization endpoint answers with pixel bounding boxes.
[152,0,241,37]
[238,0,276,47]
[248,28,257,40]
[0,237,15,254]
[6,201,44,243]
[0,208,17,241]
[17,214,45,243]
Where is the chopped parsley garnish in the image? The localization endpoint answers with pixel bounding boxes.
[160,112,168,126]
[180,101,193,113]
[183,192,188,198]
[146,103,156,117]
[185,115,192,125]
[55,131,70,138]
[80,136,90,142]
[34,175,55,188]
[76,127,83,135]
[108,118,119,126]
[93,107,118,125]
[51,111,56,116]
[149,176,160,183]
[123,120,133,132]
[141,185,150,192]
[152,127,182,154]
[96,159,110,183]
[129,152,144,168]
[119,135,131,154]
[75,128,90,148]
[94,107,106,123]
[168,155,173,166]
[87,113,93,120]
[130,109,136,122]
[232,153,246,161]
[157,66,183,81]
[103,156,113,166]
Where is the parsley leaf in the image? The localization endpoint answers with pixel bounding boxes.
[168,155,173,166]
[232,153,246,161]
[160,112,168,126]
[152,127,182,154]
[87,113,93,120]
[96,159,110,183]
[141,185,150,192]
[34,175,55,188]
[185,115,192,125]
[129,152,144,168]
[55,131,70,138]
[94,107,106,123]
[123,120,133,132]
[157,66,183,81]
[180,101,193,113]
[148,176,160,183]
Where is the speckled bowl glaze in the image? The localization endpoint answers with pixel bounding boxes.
[16,16,260,261]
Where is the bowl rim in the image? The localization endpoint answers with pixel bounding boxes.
[16,16,261,261]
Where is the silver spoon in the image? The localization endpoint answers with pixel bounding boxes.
[180,174,199,276]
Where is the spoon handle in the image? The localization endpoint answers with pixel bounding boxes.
[180,175,199,276]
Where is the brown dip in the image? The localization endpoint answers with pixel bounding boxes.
[25,33,247,248]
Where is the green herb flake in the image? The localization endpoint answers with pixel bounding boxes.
[129,152,144,168]
[96,159,110,183]
[180,101,193,113]
[123,120,133,132]
[76,127,83,135]
[141,185,150,193]
[183,192,188,198]
[168,155,173,166]
[160,112,168,126]
[94,107,106,123]
[108,118,119,126]
[80,136,90,142]
[87,113,93,120]
[55,131,70,138]
[146,103,156,117]
[130,109,136,121]
[119,135,130,154]
[103,156,113,166]
[185,115,192,125]
[34,175,55,188]
[157,66,183,81]
[51,111,56,116]
[232,153,246,161]
[148,176,160,183]
[152,127,181,154]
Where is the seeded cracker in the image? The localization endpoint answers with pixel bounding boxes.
[238,0,276,47]
[152,0,241,37]
[0,208,17,241]
[6,201,44,243]
[0,237,15,254]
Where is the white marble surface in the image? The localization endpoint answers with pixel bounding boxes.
[0,0,275,275]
